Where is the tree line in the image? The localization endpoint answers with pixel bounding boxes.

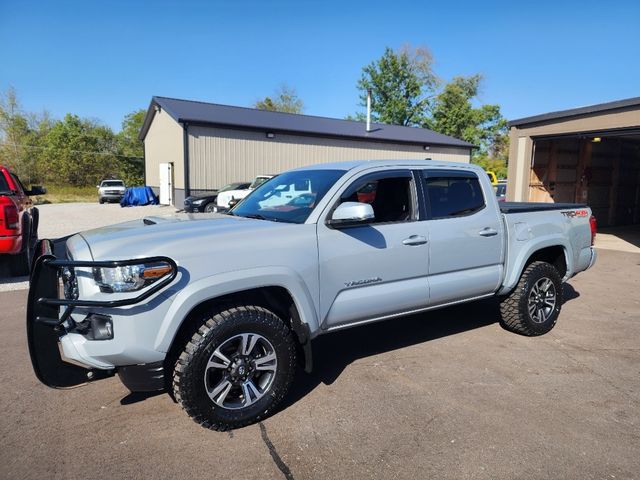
[0,87,145,187]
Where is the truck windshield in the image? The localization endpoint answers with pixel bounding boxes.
[102,181,124,187]
[232,169,345,224]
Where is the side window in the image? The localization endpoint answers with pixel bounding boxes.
[339,172,414,224]
[424,174,485,218]
[10,174,26,194]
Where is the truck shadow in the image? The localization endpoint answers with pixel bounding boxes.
[282,298,500,410]
[282,287,580,411]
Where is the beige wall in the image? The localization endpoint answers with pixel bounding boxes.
[188,126,471,191]
[507,107,640,201]
[143,109,184,188]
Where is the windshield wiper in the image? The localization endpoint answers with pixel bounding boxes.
[242,213,283,223]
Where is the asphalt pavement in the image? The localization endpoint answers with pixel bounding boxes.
[1,248,638,479]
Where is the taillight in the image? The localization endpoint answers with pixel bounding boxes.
[589,214,597,246]
[3,204,19,229]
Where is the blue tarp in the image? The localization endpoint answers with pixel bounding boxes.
[120,186,159,207]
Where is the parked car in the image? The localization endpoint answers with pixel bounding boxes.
[494,181,507,202]
[0,165,45,275]
[97,179,126,204]
[183,182,250,213]
[28,160,597,431]
[215,174,274,209]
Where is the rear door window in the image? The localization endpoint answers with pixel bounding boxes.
[423,173,485,218]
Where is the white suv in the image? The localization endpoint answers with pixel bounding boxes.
[97,179,126,204]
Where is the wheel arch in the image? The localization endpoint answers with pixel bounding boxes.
[499,237,571,295]
[155,268,319,372]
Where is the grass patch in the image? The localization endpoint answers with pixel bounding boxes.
[33,185,97,204]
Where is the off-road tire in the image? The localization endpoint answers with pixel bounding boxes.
[499,261,563,336]
[172,305,296,431]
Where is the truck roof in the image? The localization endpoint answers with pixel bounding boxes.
[291,159,483,174]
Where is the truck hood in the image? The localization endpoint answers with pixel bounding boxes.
[74,213,298,260]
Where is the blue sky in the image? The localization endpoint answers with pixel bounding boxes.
[1,0,639,131]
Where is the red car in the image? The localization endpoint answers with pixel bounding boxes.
[0,165,46,275]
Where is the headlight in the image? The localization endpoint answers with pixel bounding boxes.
[93,261,174,293]
[191,198,205,205]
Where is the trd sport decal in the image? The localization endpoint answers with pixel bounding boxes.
[561,209,589,218]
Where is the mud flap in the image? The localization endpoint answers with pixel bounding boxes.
[26,254,114,388]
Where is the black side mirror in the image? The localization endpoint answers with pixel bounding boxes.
[26,186,47,196]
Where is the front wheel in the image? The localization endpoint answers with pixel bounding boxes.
[499,261,563,336]
[172,305,297,430]
[204,202,217,213]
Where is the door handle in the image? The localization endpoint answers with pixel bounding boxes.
[402,235,428,246]
[478,227,498,237]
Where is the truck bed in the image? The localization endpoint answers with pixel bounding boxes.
[500,202,588,214]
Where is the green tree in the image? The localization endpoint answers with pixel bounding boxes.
[355,45,438,126]
[42,114,119,186]
[0,87,53,184]
[116,109,146,185]
[254,84,304,113]
[429,75,507,158]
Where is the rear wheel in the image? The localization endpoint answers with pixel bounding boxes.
[172,305,296,431]
[499,261,563,336]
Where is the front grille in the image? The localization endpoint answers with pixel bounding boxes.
[105,190,121,195]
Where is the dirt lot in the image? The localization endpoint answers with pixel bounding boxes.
[1,242,639,479]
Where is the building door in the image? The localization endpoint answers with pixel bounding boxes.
[159,162,173,205]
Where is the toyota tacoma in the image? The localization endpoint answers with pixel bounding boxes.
[27,160,597,430]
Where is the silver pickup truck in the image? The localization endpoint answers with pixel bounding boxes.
[27,160,597,430]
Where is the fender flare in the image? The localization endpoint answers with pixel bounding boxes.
[153,265,319,353]
[498,235,572,295]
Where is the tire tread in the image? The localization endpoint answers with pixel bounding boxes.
[172,305,296,431]
[499,261,563,336]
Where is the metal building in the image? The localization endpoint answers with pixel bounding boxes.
[139,96,473,206]
[507,97,640,227]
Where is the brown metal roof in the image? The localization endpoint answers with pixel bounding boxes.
[508,96,640,128]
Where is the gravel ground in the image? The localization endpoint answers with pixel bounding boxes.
[1,248,638,479]
[0,203,177,289]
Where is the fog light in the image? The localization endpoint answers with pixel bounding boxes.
[78,314,114,340]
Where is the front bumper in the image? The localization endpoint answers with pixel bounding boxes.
[183,202,204,213]
[26,240,177,389]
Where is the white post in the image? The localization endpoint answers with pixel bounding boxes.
[366,88,372,132]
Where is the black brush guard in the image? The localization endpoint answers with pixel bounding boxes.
[26,239,177,388]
